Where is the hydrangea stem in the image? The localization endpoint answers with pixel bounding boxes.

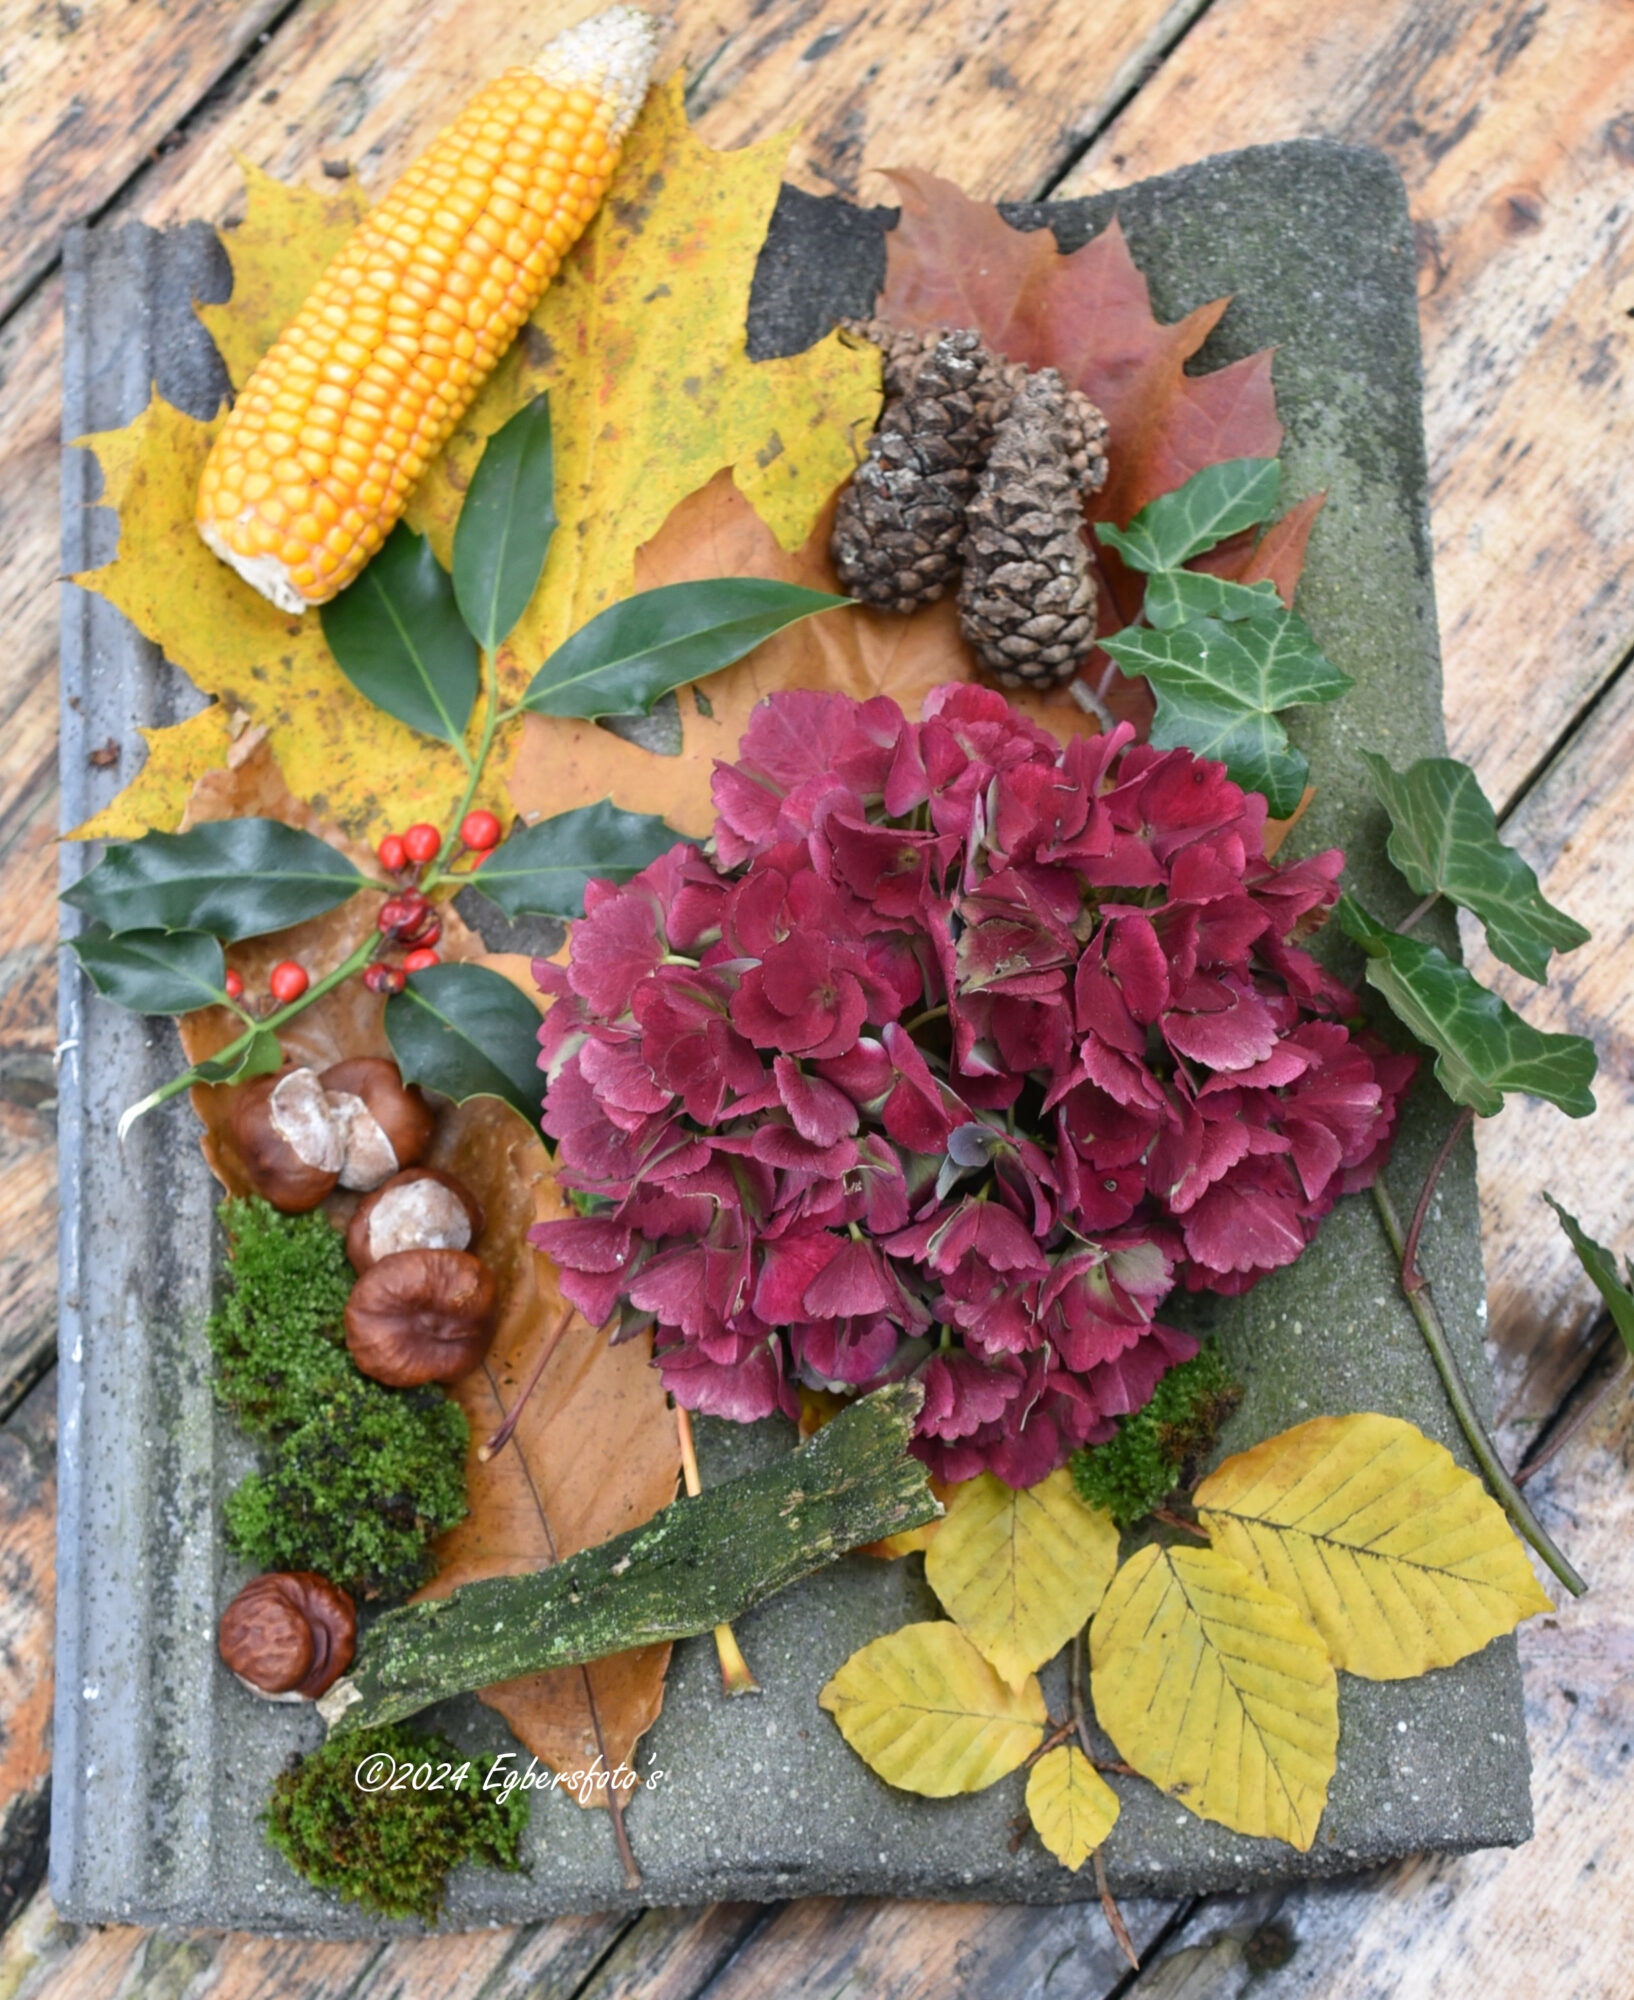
[675,1402,762,1696]
[1372,1172,1586,1597]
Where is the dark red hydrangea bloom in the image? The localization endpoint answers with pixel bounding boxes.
[531,686,1414,1487]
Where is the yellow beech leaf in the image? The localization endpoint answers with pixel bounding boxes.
[1089,1544,1337,1852]
[924,1469,1119,1691]
[1194,1413,1553,1680]
[1025,1745,1120,1871]
[818,1621,1046,1797]
[72,84,877,843]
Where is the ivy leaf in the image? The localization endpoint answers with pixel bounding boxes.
[1337,894,1597,1118]
[1101,612,1352,817]
[1544,1197,1634,1358]
[1360,751,1590,984]
[520,578,851,721]
[61,818,368,940]
[474,802,688,921]
[817,1620,1046,1797]
[1094,458,1281,573]
[1194,1413,1551,1680]
[68,923,229,1015]
[1026,1745,1120,1873]
[1089,1543,1338,1851]
[320,523,480,745]
[1142,569,1282,631]
[923,1469,1119,1691]
[452,393,557,652]
[384,962,545,1127]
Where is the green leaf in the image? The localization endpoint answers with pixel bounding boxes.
[61,819,368,940]
[452,393,557,651]
[475,801,688,920]
[1338,894,1597,1118]
[1094,459,1281,573]
[521,578,851,720]
[68,923,228,1014]
[320,522,480,745]
[1143,570,1282,631]
[384,962,545,1126]
[1544,1197,1634,1358]
[1101,612,1352,816]
[1360,752,1590,984]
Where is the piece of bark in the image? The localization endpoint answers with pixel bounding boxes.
[320,1383,936,1735]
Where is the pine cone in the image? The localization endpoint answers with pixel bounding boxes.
[830,326,1012,612]
[957,369,1107,689]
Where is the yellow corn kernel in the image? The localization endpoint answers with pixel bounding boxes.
[197,6,658,613]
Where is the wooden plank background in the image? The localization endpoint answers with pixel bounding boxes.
[0,0,1629,1992]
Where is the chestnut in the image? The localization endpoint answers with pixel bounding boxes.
[346,1167,485,1274]
[320,1057,435,1191]
[231,1066,344,1212]
[344,1246,497,1386]
[218,1571,356,1699]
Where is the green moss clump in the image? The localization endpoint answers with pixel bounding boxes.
[208,1197,354,1437]
[264,1722,527,1923]
[1072,1341,1243,1526]
[225,1375,469,1599]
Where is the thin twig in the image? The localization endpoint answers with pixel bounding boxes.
[1373,1175,1586,1596]
[674,1404,762,1695]
[1151,1506,1209,1540]
[1095,1849,1140,1971]
[1025,1719,1080,1768]
[1401,1105,1474,1294]
[478,1308,576,1460]
[1516,1355,1633,1487]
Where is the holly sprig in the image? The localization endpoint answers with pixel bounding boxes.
[62,392,849,1136]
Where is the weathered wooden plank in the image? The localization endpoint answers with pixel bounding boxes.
[1055,0,1634,812]
[1122,1365,1634,1999]
[565,1903,766,2000]
[0,1372,55,1937]
[0,0,291,322]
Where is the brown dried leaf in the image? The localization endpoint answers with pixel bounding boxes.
[415,1106,680,1800]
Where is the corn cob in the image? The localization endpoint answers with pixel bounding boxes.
[197,6,660,614]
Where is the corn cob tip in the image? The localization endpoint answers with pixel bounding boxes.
[536,7,662,144]
[198,519,309,614]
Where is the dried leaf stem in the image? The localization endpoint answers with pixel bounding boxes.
[1071,1629,1138,1972]
[1372,1172,1586,1596]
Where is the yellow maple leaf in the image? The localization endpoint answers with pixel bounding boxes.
[1089,1543,1337,1852]
[70,82,877,842]
[1026,1744,1120,1872]
[923,1468,1119,1692]
[71,704,238,842]
[1194,1413,1553,1680]
[818,1621,1046,1797]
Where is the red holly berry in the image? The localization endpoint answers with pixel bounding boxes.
[460,809,502,852]
[364,963,406,997]
[223,969,244,1001]
[269,960,309,1005]
[378,889,430,938]
[378,833,407,873]
[402,947,440,973]
[402,823,441,865]
[403,911,442,950]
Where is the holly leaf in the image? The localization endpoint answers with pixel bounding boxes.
[818,1621,1046,1797]
[1360,752,1590,984]
[319,524,480,746]
[1101,612,1352,816]
[385,962,547,1127]
[521,579,851,721]
[923,1469,1119,1691]
[61,818,368,939]
[1089,1543,1338,1851]
[1026,1745,1120,1872]
[452,393,557,653]
[474,803,688,921]
[1195,1413,1552,1680]
[1544,1197,1634,1358]
[1338,894,1598,1118]
[415,1106,679,1805]
[68,923,229,1015]
[1095,459,1281,573]
[1143,570,1282,631]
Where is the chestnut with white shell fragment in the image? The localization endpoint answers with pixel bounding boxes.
[217,1571,356,1699]
[229,1057,433,1212]
[320,1057,435,1190]
[346,1167,485,1274]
